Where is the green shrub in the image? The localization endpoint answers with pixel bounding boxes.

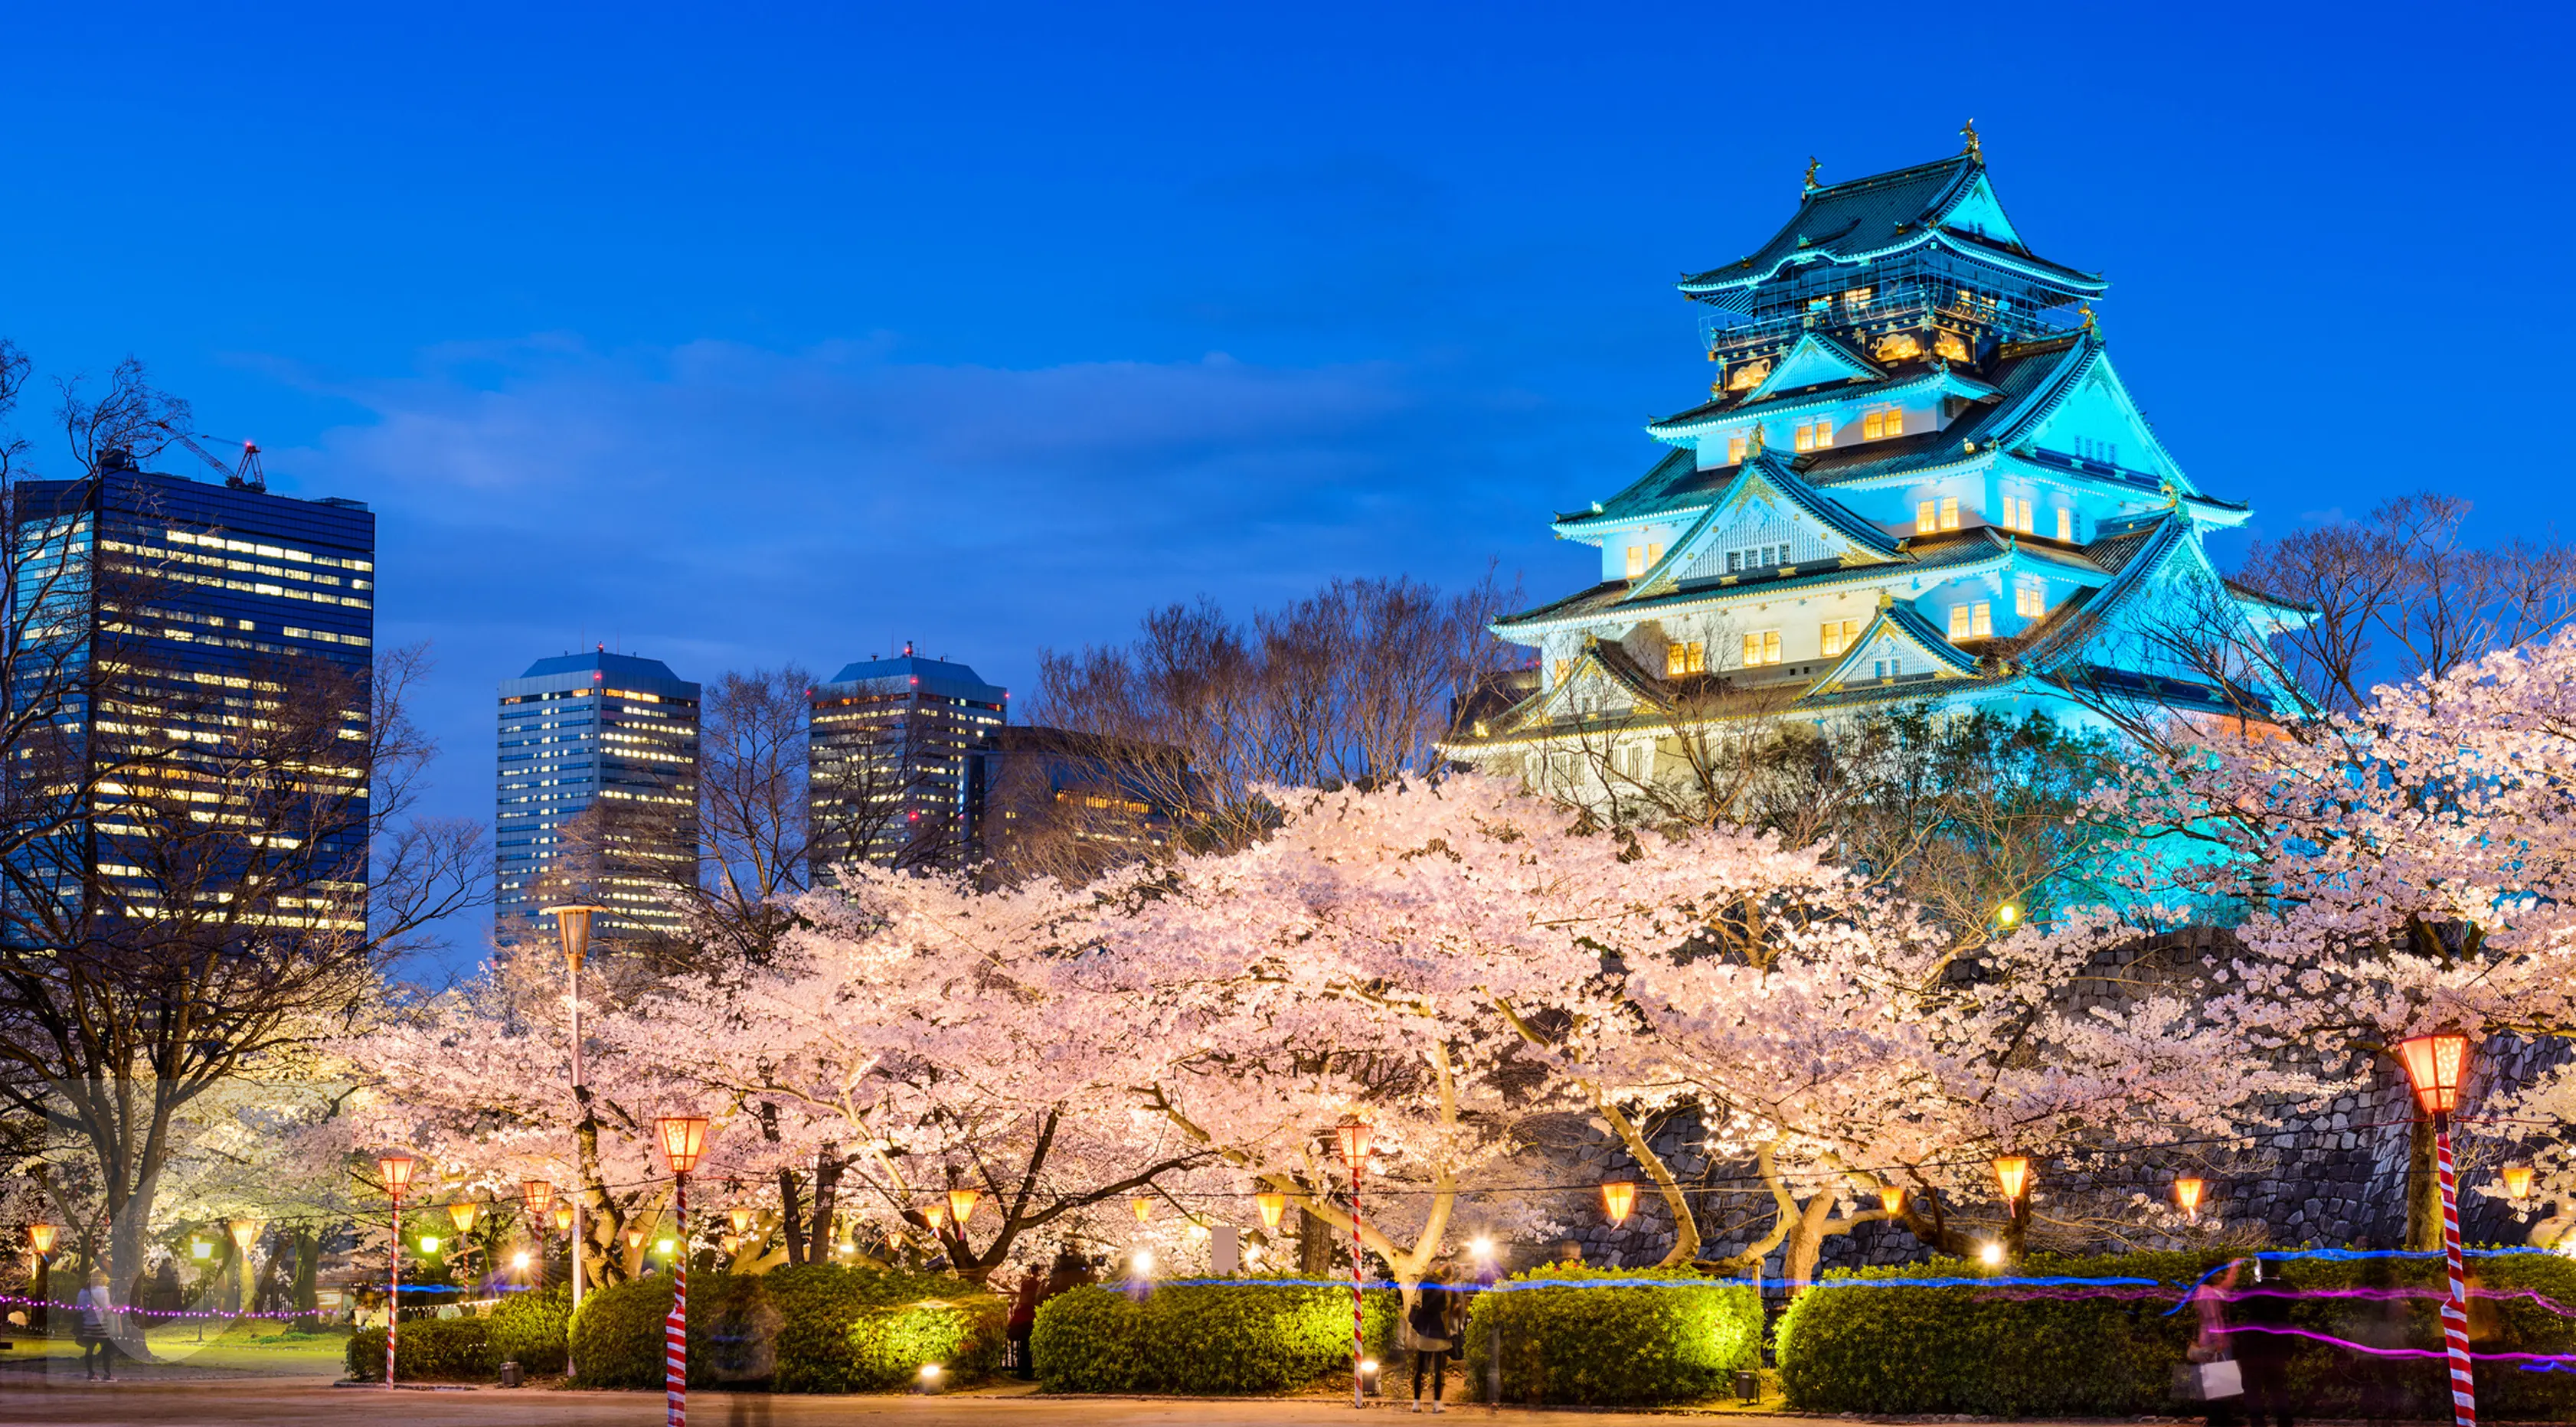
[345,1318,494,1381]
[567,1264,1002,1393]
[1777,1249,2576,1420]
[1033,1278,1397,1394]
[489,1285,570,1374]
[1456,1265,1760,1406]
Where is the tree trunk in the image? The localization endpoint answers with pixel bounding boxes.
[808,1145,842,1255]
[293,1227,319,1327]
[778,1167,808,1265]
[2406,1117,2442,1252]
[1298,1207,1338,1276]
[1781,1194,1836,1291]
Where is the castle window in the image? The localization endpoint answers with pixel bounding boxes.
[1875,333,1922,363]
[1865,408,1904,440]
[1625,546,1646,578]
[1948,602,1992,640]
[1843,286,1874,309]
[2056,507,2074,542]
[1725,550,1741,574]
[1917,496,1960,533]
[1666,641,1707,677]
[1648,541,1663,567]
[1935,331,1970,363]
[2015,581,2047,618]
[2002,496,2035,534]
[1741,629,1783,666]
[1819,619,1861,658]
[1727,433,1749,463]
[1794,419,1833,452]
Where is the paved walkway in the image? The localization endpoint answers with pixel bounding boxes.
[0,1376,1804,1425]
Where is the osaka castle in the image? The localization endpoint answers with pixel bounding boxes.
[1447,133,2307,785]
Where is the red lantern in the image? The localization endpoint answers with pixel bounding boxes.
[376,1153,418,1194]
[1600,1180,1637,1226]
[656,1115,711,1175]
[1334,1119,1373,1168]
[2395,1032,2473,1118]
[1992,1156,2031,1203]
[2174,1177,2207,1220]
[947,1187,982,1227]
[521,1179,554,1220]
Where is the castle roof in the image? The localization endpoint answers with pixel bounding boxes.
[1680,155,2104,299]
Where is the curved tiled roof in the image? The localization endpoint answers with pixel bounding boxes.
[1679,157,2104,298]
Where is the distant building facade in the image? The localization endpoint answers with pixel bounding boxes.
[969,726,1190,883]
[806,647,1005,876]
[1445,142,2307,798]
[8,449,376,941]
[494,649,701,946]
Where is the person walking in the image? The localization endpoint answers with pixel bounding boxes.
[1402,1265,1465,1412]
[2234,1264,2296,1427]
[1005,1264,1044,1380]
[2190,1259,2247,1427]
[73,1269,116,1381]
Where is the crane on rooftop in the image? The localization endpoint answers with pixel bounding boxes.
[162,431,266,492]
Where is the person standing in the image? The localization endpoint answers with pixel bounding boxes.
[73,1269,115,1381]
[1402,1266,1465,1412]
[1005,1264,1044,1380]
[2234,1265,2296,1427]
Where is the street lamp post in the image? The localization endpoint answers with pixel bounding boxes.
[2395,1030,2477,1427]
[1334,1119,1371,1409]
[544,901,606,1365]
[376,1152,418,1387]
[25,1226,54,1332]
[655,1114,711,1427]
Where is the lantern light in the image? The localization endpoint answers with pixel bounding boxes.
[521,1179,554,1220]
[655,1115,711,1175]
[947,1187,981,1228]
[625,1228,646,1252]
[924,1203,948,1233]
[554,1203,575,1233]
[1130,1195,1152,1224]
[720,1233,740,1255]
[449,1201,480,1235]
[419,1236,441,1256]
[728,1206,754,1237]
[377,1152,419,1194]
[1979,1242,2004,1267]
[919,1363,943,1383]
[228,1218,261,1255]
[1132,1249,1155,1276]
[1992,1155,2032,1203]
[512,1251,531,1271]
[1469,1236,1494,1260]
[1878,1184,1907,1216]
[1600,1180,1637,1226]
[2394,1032,2474,1118]
[1255,1191,1286,1230]
[2504,1164,2535,1200]
[1335,1119,1373,1168]
[2175,1177,2208,1220]
[27,1224,57,1256]
[191,1238,214,1260]
[542,903,606,971]
[655,1238,676,1258]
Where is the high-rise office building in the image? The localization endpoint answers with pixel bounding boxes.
[494,650,701,947]
[806,646,1005,875]
[8,449,375,941]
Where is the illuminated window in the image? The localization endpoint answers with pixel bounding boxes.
[1727,433,1749,463]
[2002,496,2034,533]
[1665,641,1707,677]
[1647,541,1664,568]
[1935,331,1970,363]
[1741,629,1783,666]
[1875,333,1922,363]
[1916,499,1936,533]
[1940,497,1959,531]
[2056,507,2074,542]
[1864,409,1904,440]
[1843,286,1874,309]
[2015,582,2046,617]
[1819,619,1862,658]
[1625,546,1646,578]
[1794,418,1834,452]
[1947,602,1992,640]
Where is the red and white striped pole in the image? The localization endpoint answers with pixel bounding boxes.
[385,1188,400,1388]
[2434,1119,2476,1427]
[665,1171,688,1427]
[1348,1157,1365,1409]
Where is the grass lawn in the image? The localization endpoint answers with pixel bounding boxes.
[0,1318,350,1376]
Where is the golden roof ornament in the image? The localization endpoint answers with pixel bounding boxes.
[1803,155,1821,191]
[1745,423,1767,456]
[2078,302,2097,331]
[1960,119,1982,162]
[1878,589,1896,610]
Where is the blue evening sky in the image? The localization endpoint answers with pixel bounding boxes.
[3,2,2566,961]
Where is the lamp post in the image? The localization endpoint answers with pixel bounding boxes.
[1335,1118,1371,1409]
[1992,1155,2031,1257]
[2395,1030,2476,1427]
[656,1114,711,1427]
[376,1152,417,1387]
[26,1225,54,1332]
[545,903,606,1346]
[227,1218,261,1313]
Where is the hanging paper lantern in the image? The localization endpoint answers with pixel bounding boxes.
[1878,1184,1906,1215]
[1600,1180,1636,1226]
[2174,1177,2207,1220]
[1992,1156,2031,1203]
[1255,1191,1286,1230]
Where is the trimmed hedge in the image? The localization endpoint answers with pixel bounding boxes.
[490,1285,571,1374]
[1777,1249,2576,1420]
[346,1318,493,1382]
[568,1264,1004,1393]
[1458,1265,1762,1406]
[1032,1279,1398,1394]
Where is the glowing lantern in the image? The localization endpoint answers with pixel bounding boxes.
[720,1233,740,1255]
[376,1153,419,1194]
[1978,1242,2003,1266]
[228,1218,261,1256]
[924,1203,948,1233]
[655,1115,711,1175]
[947,1187,981,1227]
[1130,1196,1152,1224]
[1335,1119,1373,1168]
[554,1203,575,1233]
[2395,1032,2473,1118]
[728,1206,754,1237]
[449,1201,480,1235]
[1600,1180,1637,1226]
[2504,1164,2535,1200]
[28,1225,57,1256]
[625,1228,646,1252]
[1878,1184,1907,1216]
[1255,1191,1286,1230]
[521,1180,554,1220]
[1992,1155,2031,1203]
[2175,1177,2208,1220]
[191,1238,214,1260]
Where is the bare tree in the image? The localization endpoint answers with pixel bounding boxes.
[675,666,815,970]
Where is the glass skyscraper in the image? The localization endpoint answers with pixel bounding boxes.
[493,650,701,948]
[806,647,1005,876]
[8,450,375,941]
